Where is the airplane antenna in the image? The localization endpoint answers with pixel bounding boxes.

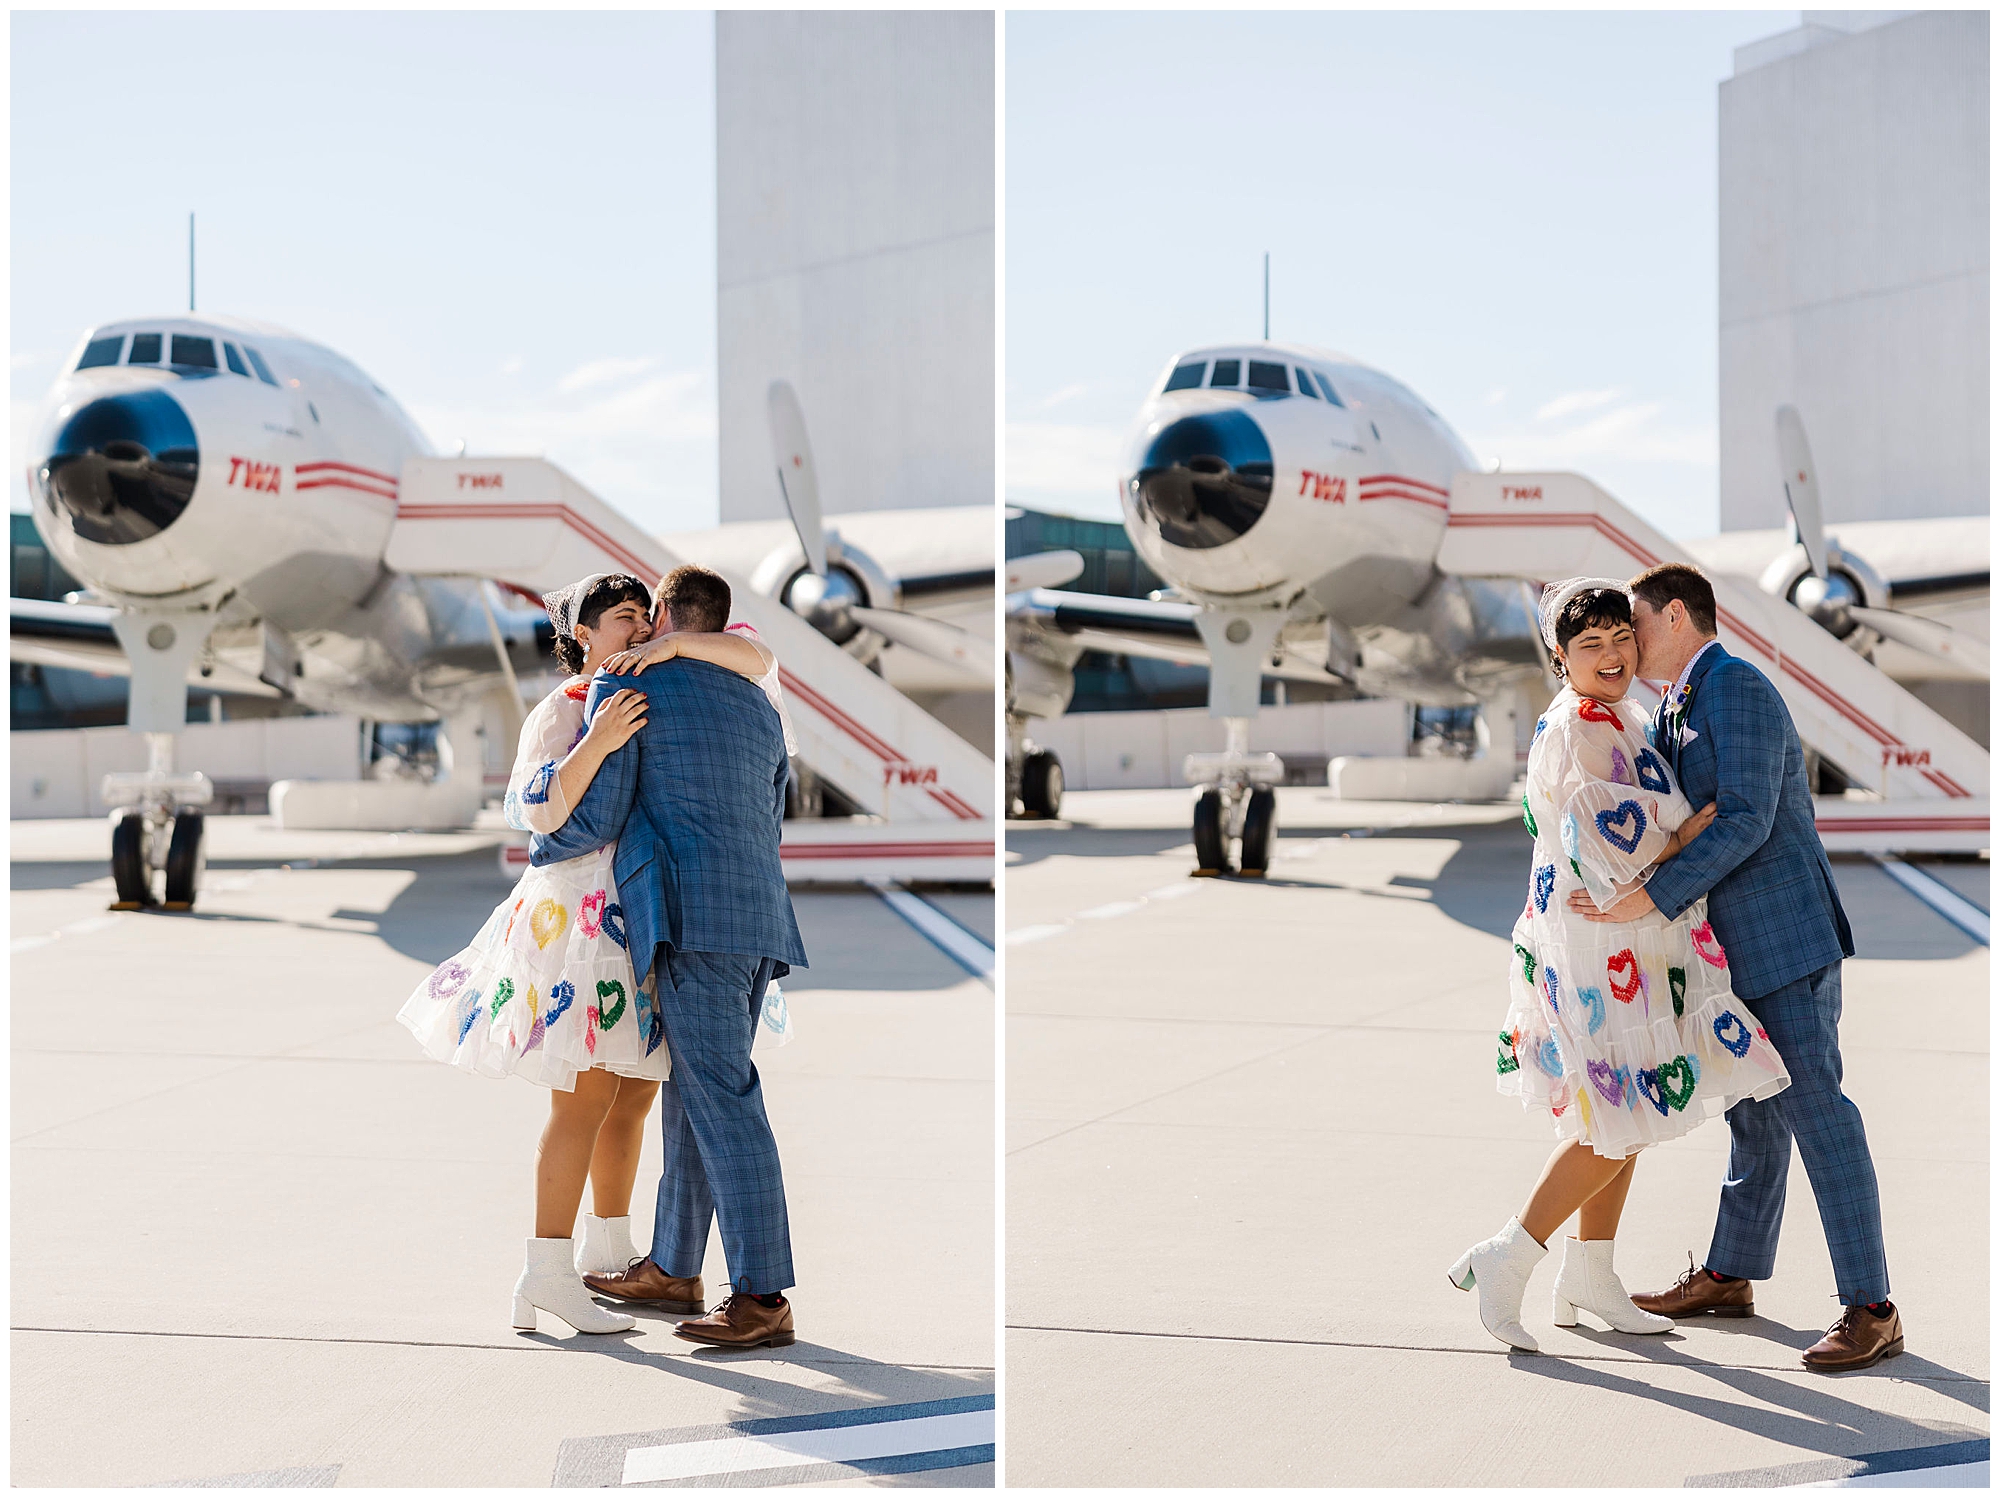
[188,213,196,312]
[1262,252,1269,340]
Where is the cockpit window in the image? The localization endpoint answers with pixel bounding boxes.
[1208,358,1241,388]
[127,333,162,364]
[170,335,218,370]
[243,346,279,386]
[1314,371,1345,407]
[1293,367,1319,399]
[76,335,124,370]
[222,342,250,377]
[1246,360,1289,394]
[1163,360,1207,392]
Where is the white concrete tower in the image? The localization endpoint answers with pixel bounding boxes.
[715,11,995,522]
[1718,11,1989,531]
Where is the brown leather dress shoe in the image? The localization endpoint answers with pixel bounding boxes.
[1802,1303,1904,1373]
[581,1257,704,1314]
[1630,1254,1755,1319]
[672,1293,796,1349]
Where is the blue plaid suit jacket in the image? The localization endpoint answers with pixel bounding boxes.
[528,658,808,986]
[1643,644,1852,999]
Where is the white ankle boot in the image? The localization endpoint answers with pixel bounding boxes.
[574,1214,639,1277]
[1551,1237,1674,1334]
[1448,1216,1547,1353]
[512,1237,636,1334]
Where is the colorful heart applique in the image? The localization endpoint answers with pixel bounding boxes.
[522,1013,546,1054]
[455,989,484,1044]
[1635,748,1671,793]
[1690,921,1727,969]
[1515,943,1537,985]
[578,890,606,939]
[521,761,557,805]
[504,898,524,944]
[529,899,568,951]
[1533,717,1549,741]
[1578,696,1620,726]
[584,1014,597,1054]
[1535,1036,1564,1078]
[1635,1066,1670,1116]
[1607,948,1642,1004]
[1496,1031,1520,1075]
[1570,857,1584,883]
[596,980,628,1030]
[1549,1083,1570,1118]
[1522,796,1538,837]
[1713,1010,1753,1057]
[428,961,469,1001]
[1542,962,1561,1014]
[490,977,514,1021]
[1668,966,1687,1018]
[1657,1055,1697,1110]
[1609,748,1633,786]
[1534,864,1555,913]
[1586,1058,1627,1105]
[602,903,628,950]
[1595,800,1648,854]
[1576,984,1606,1036]
[544,979,575,1027]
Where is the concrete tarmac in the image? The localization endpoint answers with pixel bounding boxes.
[12,814,993,1488]
[1005,788,1987,1488]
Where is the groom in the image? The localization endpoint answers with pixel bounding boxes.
[1568,561,1902,1373]
[530,563,808,1350]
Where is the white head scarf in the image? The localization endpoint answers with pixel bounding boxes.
[541,572,619,643]
[1537,576,1632,652]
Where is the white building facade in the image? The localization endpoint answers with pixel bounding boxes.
[715,11,995,522]
[1718,10,1989,531]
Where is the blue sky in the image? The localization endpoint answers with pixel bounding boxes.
[11,11,718,532]
[1007,10,1794,538]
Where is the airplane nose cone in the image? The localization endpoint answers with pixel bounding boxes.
[38,388,199,546]
[1130,408,1273,550]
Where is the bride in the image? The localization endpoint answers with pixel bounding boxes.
[1448,577,1791,1353]
[398,571,790,1335]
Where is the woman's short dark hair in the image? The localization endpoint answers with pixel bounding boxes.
[551,573,650,675]
[1551,588,1632,678]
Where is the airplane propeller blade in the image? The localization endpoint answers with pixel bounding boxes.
[1849,606,1990,678]
[1006,549,1085,592]
[851,605,995,687]
[767,379,828,577]
[1775,405,1829,581]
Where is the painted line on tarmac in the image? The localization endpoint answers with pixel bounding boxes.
[551,1395,994,1487]
[1688,1437,1989,1487]
[10,911,126,955]
[1007,879,1204,948]
[1870,857,1989,946]
[868,881,993,982]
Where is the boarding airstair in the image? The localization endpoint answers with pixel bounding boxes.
[385,457,994,884]
[1439,472,1988,854]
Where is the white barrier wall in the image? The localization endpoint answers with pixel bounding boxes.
[11,716,364,820]
[1026,700,1412,792]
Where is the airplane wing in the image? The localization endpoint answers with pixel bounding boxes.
[1009,588,1339,684]
[10,597,282,697]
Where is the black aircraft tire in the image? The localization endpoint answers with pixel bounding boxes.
[1192,787,1230,875]
[110,809,154,907]
[1239,787,1277,877]
[1022,751,1063,818]
[163,809,206,909]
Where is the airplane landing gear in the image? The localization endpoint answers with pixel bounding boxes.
[1021,749,1064,819]
[1185,717,1283,878]
[103,732,212,911]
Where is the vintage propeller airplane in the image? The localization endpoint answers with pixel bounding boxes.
[14,315,995,908]
[1006,341,1987,873]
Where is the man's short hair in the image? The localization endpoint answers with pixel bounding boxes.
[656,563,731,634]
[1631,561,1718,637]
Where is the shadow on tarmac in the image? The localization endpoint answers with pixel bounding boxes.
[1515,1335,1987,1459]
[1011,817,1985,960]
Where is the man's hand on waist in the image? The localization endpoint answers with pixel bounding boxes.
[1567,886,1657,923]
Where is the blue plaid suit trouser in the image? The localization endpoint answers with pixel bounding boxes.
[649,948,795,1295]
[1706,962,1889,1305]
